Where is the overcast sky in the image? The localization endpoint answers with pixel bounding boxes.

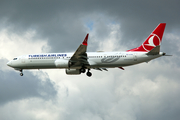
[0,0,180,120]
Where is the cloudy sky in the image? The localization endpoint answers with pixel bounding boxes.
[0,0,180,120]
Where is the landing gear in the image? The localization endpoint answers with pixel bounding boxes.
[20,69,23,76]
[80,68,86,73]
[86,69,92,77]
[80,67,92,77]
[20,73,23,76]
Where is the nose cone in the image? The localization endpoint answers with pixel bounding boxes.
[7,61,12,67]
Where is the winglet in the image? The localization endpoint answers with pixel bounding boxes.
[82,33,89,46]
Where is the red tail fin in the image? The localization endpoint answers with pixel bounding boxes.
[127,23,166,52]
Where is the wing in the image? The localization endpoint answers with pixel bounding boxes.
[68,34,90,69]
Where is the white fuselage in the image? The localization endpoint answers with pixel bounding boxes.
[6,23,167,77]
[7,51,164,70]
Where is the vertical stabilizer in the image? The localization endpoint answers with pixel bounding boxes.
[127,23,166,52]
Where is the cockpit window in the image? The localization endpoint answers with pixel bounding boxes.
[13,58,17,60]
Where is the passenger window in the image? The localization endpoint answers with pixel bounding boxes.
[13,58,17,60]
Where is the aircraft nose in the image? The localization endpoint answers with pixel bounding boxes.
[7,61,12,67]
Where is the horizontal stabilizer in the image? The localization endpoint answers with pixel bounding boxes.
[163,54,173,56]
[146,45,160,55]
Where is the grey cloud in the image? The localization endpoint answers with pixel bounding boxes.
[0,0,180,120]
[1,0,180,52]
[51,61,180,120]
[0,59,57,105]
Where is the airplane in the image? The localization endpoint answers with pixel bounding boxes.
[7,23,169,77]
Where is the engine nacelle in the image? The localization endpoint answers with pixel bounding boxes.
[66,69,81,75]
[55,59,69,68]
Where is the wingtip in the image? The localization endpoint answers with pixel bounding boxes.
[82,33,89,46]
[160,23,166,25]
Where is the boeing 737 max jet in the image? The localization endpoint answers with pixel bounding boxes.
[7,23,169,77]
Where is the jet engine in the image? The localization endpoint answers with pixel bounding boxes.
[55,59,69,68]
[66,69,81,75]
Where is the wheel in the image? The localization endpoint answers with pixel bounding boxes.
[80,68,86,73]
[86,72,92,77]
[20,73,23,76]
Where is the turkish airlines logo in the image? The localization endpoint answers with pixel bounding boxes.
[142,34,161,51]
